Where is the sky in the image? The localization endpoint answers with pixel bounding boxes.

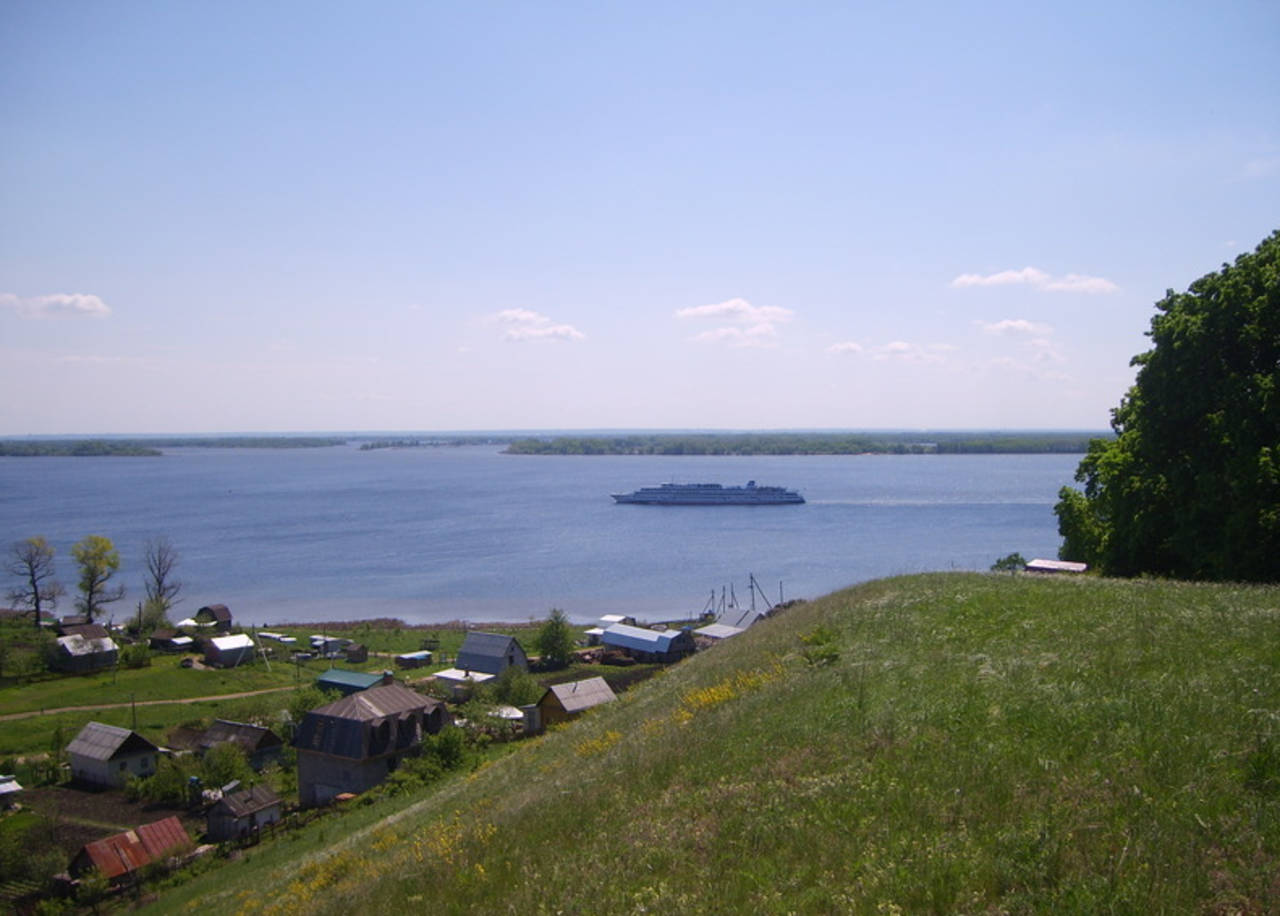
[2,1,1277,435]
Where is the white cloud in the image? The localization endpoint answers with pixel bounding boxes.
[1,292,112,318]
[493,308,585,342]
[951,267,1117,294]
[826,340,864,355]
[871,341,950,364]
[979,318,1053,336]
[675,297,793,348]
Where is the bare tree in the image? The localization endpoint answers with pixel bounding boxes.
[144,537,182,612]
[7,536,63,628]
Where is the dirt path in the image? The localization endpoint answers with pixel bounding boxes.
[0,685,297,722]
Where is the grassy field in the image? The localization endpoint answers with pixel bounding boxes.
[144,572,1280,914]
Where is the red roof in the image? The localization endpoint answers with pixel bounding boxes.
[77,816,191,879]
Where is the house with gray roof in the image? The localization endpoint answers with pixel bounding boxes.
[293,683,451,807]
[206,785,282,842]
[601,623,696,663]
[197,719,284,770]
[54,632,119,674]
[455,632,528,676]
[67,722,159,787]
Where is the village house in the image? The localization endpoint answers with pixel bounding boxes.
[194,603,233,631]
[535,676,618,730]
[67,722,160,787]
[395,649,433,669]
[53,631,119,673]
[600,623,697,663]
[204,633,255,668]
[69,816,192,883]
[584,614,637,646]
[293,683,451,807]
[196,719,285,770]
[315,667,393,697]
[205,785,282,842]
[148,629,195,653]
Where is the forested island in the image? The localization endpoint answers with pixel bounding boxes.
[504,431,1108,456]
[0,436,347,456]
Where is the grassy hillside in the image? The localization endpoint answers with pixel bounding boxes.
[157,573,1280,914]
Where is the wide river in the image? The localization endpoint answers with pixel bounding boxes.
[1,445,1080,626]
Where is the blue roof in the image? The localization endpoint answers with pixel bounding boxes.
[316,668,383,692]
[601,624,683,653]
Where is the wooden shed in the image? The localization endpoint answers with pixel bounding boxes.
[206,785,282,842]
[536,676,618,729]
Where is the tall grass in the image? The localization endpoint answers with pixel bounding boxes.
[153,573,1280,913]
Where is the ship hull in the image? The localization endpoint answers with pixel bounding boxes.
[611,481,804,506]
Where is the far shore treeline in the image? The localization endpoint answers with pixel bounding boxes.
[0,431,1108,458]
[503,431,1108,456]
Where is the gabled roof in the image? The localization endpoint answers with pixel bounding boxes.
[199,719,283,754]
[61,623,110,640]
[77,817,190,879]
[213,785,280,819]
[455,632,525,675]
[208,633,254,651]
[601,623,688,653]
[67,722,159,762]
[310,684,439,722]
[294,684,446,759]
[544,677,617,714]
[57,633,118,657]
[316,668,385,692]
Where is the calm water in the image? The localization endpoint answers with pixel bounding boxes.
[0,446,1079,625]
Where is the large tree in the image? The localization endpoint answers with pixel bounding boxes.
[535,608,576,669]
[72,534,125,621]
[6,536,63,628]
[143,536,182,613]
[1055,230,1280,581]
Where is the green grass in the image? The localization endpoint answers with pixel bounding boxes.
[141,572,1280,914]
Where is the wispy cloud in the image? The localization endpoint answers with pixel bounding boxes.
[493,308,585,342]
[675,297,793,348]
[826,340,864,355]
[1,292,112,318]
[978,318,1053,336]
[951,267,1117,294]
[871,341,953,363]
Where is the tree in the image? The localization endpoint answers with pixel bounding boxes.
[143,537,182,614]
[1055,231,1280,581]
[6,536,63,628]
[990,552,1027,573]
[71,535,125,621]
[535,608,576,669]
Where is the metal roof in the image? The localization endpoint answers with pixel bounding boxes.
[316,668,385,691]
[455,631,525,675]
[294,684,447,759]
[601,623,684,653]
[197,604,233,622]
[1026,558,1089,573]
[545,677,617,714]
[57,633,118,657]
[199,719,282,754]
[213,785,280,819]
[694,623,745,640]
[67,722,159,762]
[209,633,254,650]
[78,816,190,879]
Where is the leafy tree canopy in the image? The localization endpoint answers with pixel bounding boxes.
[1055,231,1280,581]
[534,608,576,669]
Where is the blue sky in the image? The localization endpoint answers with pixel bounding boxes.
[2,1,1276,434]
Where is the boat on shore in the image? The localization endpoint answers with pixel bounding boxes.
[611,480,804,506]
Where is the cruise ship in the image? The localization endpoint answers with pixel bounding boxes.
[611,480,805,505]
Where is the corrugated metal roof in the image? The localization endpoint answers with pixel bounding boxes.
[209,634,254,650]
[294,684,447,759]
[199,720,281,753]
[67,722,158,762]
[137,816,191,859]
[546,677,617,714]
[78,817,189,879]
[601,623,680,652]
[694,623,745,640]
[455,632,524,675]
[1026,558,1089,573]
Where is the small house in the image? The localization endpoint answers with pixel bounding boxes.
[315,668,392,697]
[310,635,350,658]
[395,650,433,669]
[344,643,369,664]
[536,677,618,729]
[693,622,745,641]
[600,624,696,664]
[54,632,119,673]
[67,722,160,788]
[69,816,192,883]
[205,785,282,842]
[293,683,451,807]
[455,631,528,676]
[195,604,233,631]
[149,629,195,653]
[204,633,255,668]
[584,614,637,645]
[55,615,92,635]
[197,720,285,770]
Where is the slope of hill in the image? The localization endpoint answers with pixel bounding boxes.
[158,573,1280,914]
